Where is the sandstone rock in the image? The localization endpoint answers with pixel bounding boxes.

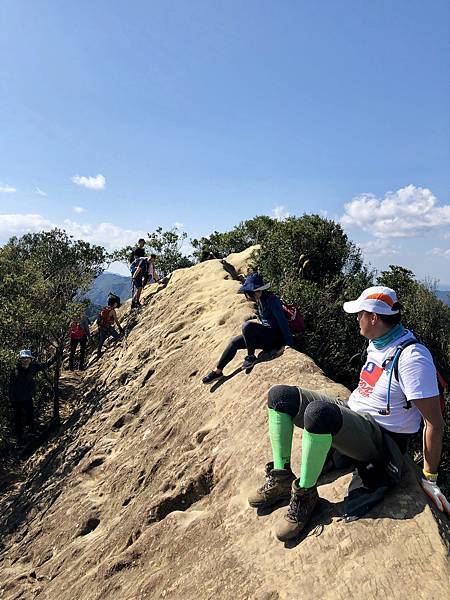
[0,250,448,599]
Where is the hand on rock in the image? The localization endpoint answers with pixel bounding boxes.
[421,478,450,515]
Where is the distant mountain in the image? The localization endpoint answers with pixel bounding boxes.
[87,272,132,307]
[436,290,450,307]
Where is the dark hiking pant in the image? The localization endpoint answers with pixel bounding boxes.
[13,396,34,439]
[267,385,411,462]
[97,326,120,356]
[217,321,284,371]
[69,337,88,370]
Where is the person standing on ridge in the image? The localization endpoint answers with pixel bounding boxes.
[131,256,150,308]
[68,314,90,370]
[9,349,57,440]
[97,294,124,358]
[202,273,295,383]
[248,286,449,542]
[129,238,146,263]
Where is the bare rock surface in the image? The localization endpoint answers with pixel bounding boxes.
[0,249,448,599]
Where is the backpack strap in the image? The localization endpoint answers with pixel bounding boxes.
[380,337,419,415]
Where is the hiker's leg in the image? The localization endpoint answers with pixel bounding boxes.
[69,339,77,370]
[79,337,87,369]
[109,327,121,342]
[216,335,247,371]
[97,329,107,357]
[291,388,384,488]
[13,401,23,440]
[241,321,282,356]
[23,396,34,433]
[267,385,300,468]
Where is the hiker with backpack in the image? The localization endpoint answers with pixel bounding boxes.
[248,286,448,542]
[9,349,57,440]
[68,315,90,371]
[202,273,299,383]
[131,256,150,308]
[97,294,124,358]
[130,238,146,263]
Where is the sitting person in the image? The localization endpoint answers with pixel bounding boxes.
[248,286,449,542]
[202,273,295,383]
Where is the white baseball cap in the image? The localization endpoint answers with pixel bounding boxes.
[343,286,400,315]
[19,349,34,359]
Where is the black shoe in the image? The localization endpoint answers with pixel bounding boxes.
[242,355,257,370]
[202,370,222,384]
[258,347,284,362]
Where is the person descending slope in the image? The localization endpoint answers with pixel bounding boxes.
[202,273,295,383]
[248,286,449,542]
[97,294,124,358]
[68,314,90,370]
[9,349,57,440]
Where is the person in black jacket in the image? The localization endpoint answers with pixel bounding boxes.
[9,349,57,440]
[202,273,295,383]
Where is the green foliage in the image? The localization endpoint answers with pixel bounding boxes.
[377,266,450,377]
[191,215,275,261]
[0,229,107,444]
[254,214,373,385]
[111,227,194,276]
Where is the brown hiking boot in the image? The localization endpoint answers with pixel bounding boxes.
[274,481,319,542]
[248,462,296,509]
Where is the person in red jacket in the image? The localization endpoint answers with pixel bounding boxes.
[69,315,90,370]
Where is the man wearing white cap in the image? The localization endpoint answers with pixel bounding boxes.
[9,349,57,440]
[248,286,448,542]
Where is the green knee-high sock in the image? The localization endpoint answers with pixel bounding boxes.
[268,408,294,470]
[299,430,332,488]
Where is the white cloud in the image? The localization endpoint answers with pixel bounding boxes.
[71,173,106,190]
[35,187,47,196]
[358,239,400,257]
[0,212,144,250]
[173,222,184,230]
[62,219,143,250]
[73,206,86,214]
[341,185,450,238]
[272,205,290,221]
[0,213,52,234]
[0,185,16,193]
[428,247,450,259]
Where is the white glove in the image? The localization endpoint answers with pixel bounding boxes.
[421,478,450,515]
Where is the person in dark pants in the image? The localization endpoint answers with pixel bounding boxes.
[9,349,57,440]
[69,315,90,370]
[202,273,295,383]
[97,295,124,358]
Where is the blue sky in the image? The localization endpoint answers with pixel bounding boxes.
[1,1,449,284]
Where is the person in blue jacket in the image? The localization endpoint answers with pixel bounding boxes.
[202,273,295,383]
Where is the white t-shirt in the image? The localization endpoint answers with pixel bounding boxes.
[348,330,439,434]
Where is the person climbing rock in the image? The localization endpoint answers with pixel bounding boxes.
[9,349,57,440]
[131,256,150,308]
[97,294,124,358]
[248,286,449,542]
[202,273,295,383]
[147,254,159,284]
[68,315,90,370]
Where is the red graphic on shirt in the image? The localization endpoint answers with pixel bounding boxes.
[357,361,383,398]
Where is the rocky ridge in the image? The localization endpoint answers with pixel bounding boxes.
[0,248,448,599]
